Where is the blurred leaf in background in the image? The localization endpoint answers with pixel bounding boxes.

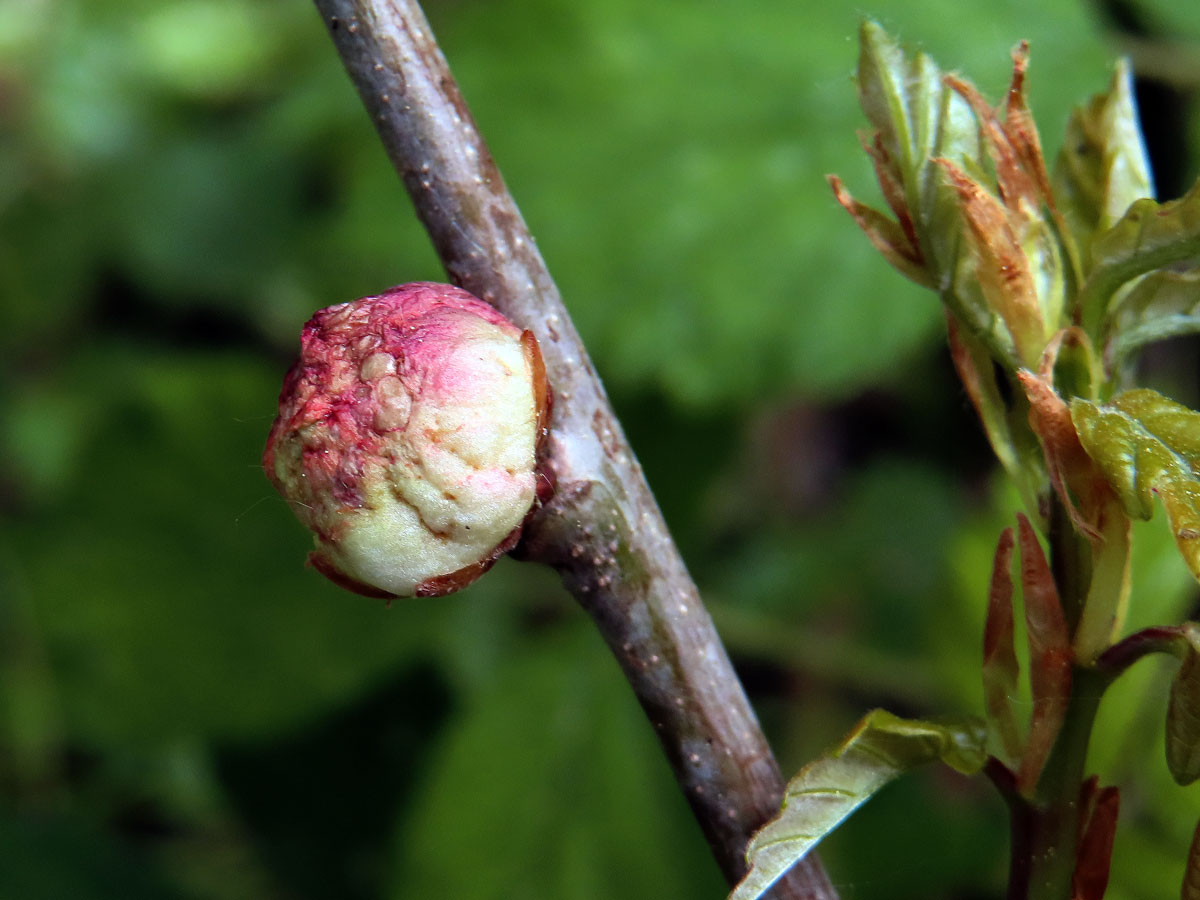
[0,0,1196,898]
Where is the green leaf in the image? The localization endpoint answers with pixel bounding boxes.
[1107,268,1200,368]
[855,21,981,230]
[1071,389,1200,582]
[728,710,986,900]
[1053,59,1154,257]
[1167,623,1200,785]
[1080,177,1200,336]
[851,21,997,340]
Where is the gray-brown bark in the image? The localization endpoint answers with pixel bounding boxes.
[311,1,836,895]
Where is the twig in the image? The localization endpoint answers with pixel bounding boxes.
[310,0,837,895]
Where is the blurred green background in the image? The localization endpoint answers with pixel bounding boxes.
[2,0,1199,897]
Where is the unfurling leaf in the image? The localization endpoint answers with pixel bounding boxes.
[1017,365,1133,660]
[1071,389,1200,582]
[829,175,932,287]
[1108,268,1200,369]
[940,52,1068,364]
[840,21,1008,348]
[1018,367,1100,538]
[1053,59,1154,258]
[937,158,1048,365]
[854,21,981,211]
[1080,178,1200,336]
[728,710,986,900]
[837,23,1077,374]
[1167,623,1200,785]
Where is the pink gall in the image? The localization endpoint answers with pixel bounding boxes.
[264,282,550,599]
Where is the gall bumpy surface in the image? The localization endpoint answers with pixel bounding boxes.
[264,282,547,598]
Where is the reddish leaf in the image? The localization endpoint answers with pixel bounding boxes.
[860,130,921,253]
[1072,780,1119,900]
[1017,368,1099,540]
[946,68,1044,215]
[1017,515,1071,654]
[1001,42,1057,212]
[983,528,1023,760]
[1016,514,1074,794]
[828,175,932,287]
[934,158,1044,364]
[1183,819,1200,900]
